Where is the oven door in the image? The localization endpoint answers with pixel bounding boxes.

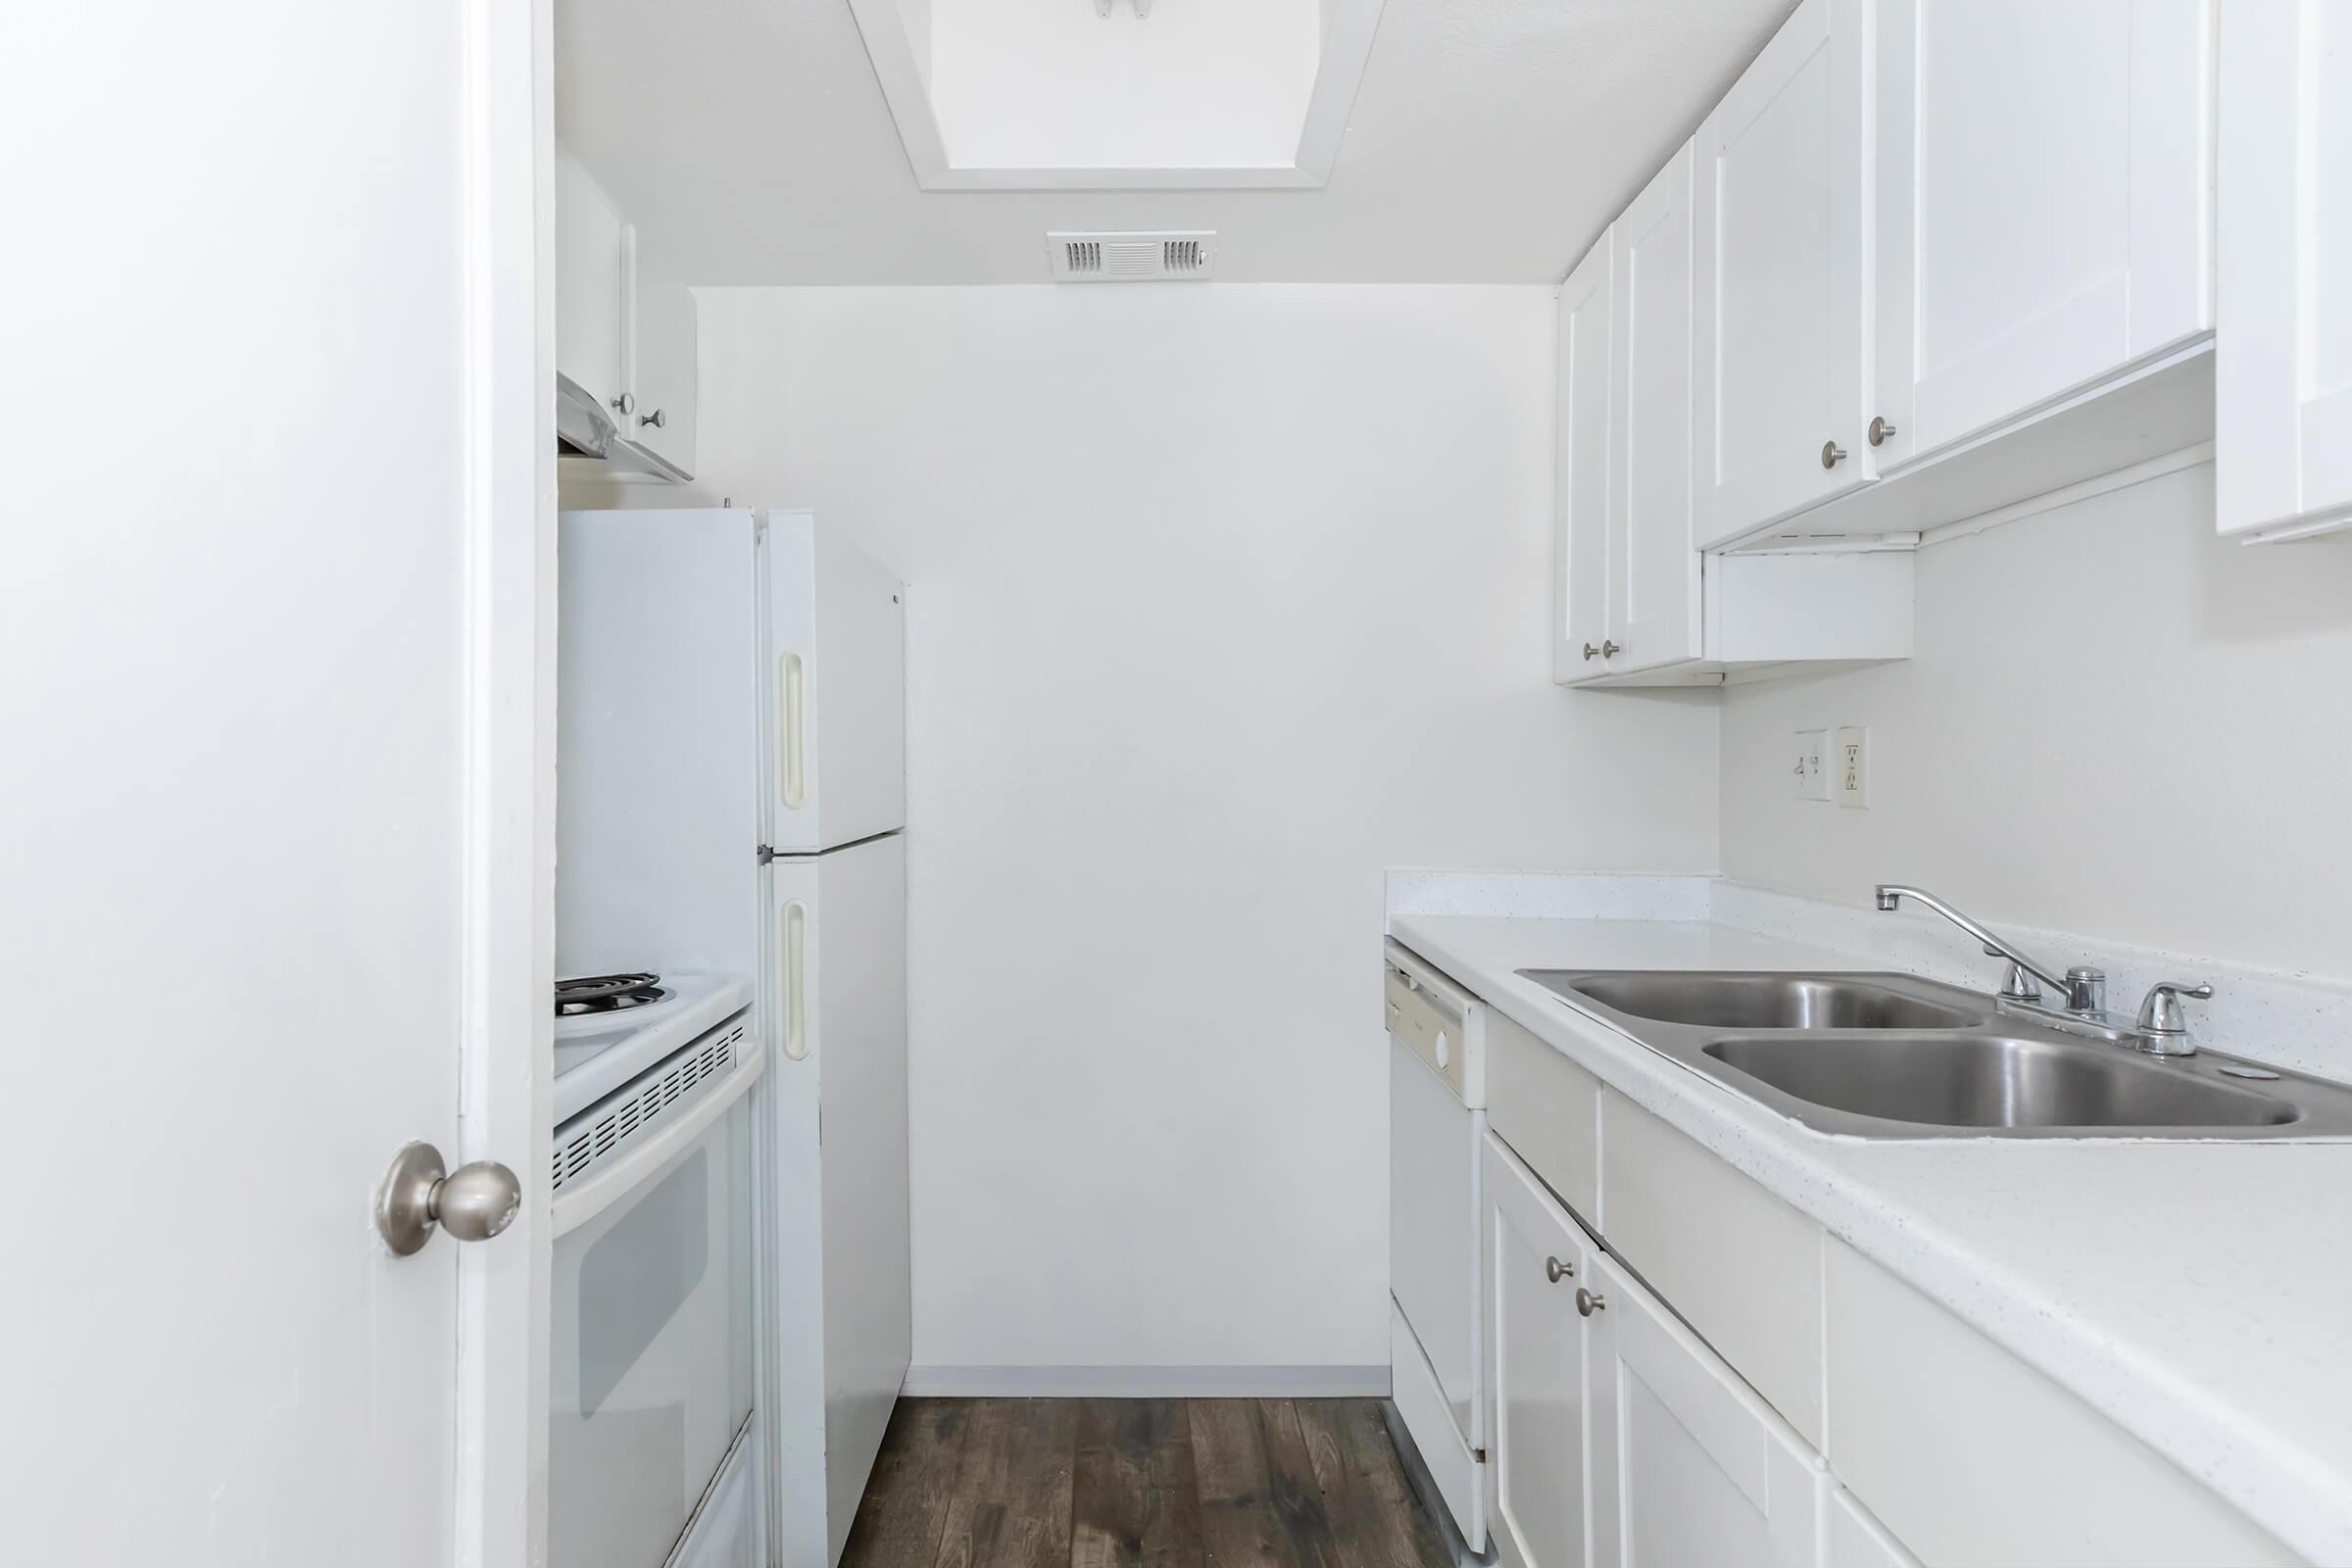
[550,1034,765,1568]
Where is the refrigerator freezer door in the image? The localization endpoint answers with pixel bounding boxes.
[762,833,910,1566]
[762,512,906,855]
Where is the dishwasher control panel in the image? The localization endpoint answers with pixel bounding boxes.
[1385,940,1486,1107]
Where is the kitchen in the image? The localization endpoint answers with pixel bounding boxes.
[8,2,2352,1567]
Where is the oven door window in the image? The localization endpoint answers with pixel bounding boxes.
[550,1090,756,1568]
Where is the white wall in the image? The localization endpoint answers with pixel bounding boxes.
[678,285,1720,1375]
[1720,462,2352,977]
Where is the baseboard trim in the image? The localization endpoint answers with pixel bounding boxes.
[900,1365,1393,1398]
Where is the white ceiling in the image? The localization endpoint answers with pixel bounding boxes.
[555,0,1796,285]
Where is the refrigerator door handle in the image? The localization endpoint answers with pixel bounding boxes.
[781,899,810,1060]
[778,651,807,810]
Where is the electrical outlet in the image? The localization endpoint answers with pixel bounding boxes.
[1790,729,1830,801]
[1835,725,1871,808]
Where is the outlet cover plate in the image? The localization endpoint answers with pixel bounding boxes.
[1835,725,1870,808]
[1792,729,1831,801]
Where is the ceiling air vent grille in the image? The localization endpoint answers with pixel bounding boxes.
[1049,230,1217,283]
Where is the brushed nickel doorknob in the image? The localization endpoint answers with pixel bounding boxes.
[1545,1255,1574,1283]
[638,408,667,430]
[1600,640,1622,659]
[1868,416,1898,447]
[1582,643,1600,662]
[374,1142,521,1256]
[1821,440,1848,469]
[1576,1287,1607,1318]
[612,391,635,416]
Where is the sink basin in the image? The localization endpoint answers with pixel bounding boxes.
[1546,971,1982,1031]
[1701,1034,2300,1132]
[1511,965,2352,1139]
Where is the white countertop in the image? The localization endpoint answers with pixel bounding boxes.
[1390,909,2352,1566]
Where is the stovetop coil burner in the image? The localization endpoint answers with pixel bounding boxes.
[556,972,668,1017]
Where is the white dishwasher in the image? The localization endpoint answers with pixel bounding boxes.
[1385,938,1488,1555]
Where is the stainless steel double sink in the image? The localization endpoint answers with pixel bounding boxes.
[1517,969,2352,1139]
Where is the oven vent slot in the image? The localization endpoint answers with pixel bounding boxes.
[551,1020,749,1194]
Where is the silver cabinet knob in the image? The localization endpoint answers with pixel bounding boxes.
[1868,416,1898,447]
[374,1142,521,1256]
[1821,440,1848,469]
[638,408,666,430]
[611,391,635,416]
[1600,640,1622,659]
[1582,642,1600,662]
[1545,1255,1574,1283]
[1575,1286,1606,1318]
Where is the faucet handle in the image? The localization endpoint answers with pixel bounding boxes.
[2135,981,2214,1038]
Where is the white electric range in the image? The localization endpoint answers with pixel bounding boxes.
[550,968,767,1568]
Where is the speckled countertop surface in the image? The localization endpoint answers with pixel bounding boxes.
[1389,910,2352,1566]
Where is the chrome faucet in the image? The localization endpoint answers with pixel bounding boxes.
[1875,885,2217,1055]
[1873,885,2106,1013]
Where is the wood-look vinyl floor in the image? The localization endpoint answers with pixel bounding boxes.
[838,1397,1453,1568]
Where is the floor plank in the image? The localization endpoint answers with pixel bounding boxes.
[935,1398,1081,1568]
[842,1399,976,1568]
[1189,1399,1300,1568]
[1294,1400,1450,1568]
[1072,1398,1203,1568]
[839,1396,1446,1568]
[1254,1400,1346,1568]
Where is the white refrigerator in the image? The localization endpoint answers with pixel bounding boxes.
[558,506,909,1568]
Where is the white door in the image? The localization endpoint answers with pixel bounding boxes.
[1606,143,1702,677]
[1484,1133,1598,1568]
[1873,0,2212,467]
[1587,1252,1824,1568]
[1693,0,1873,548]
[1,4,548,1565]
[2215,0,2352,540]
[1553,234,1615,683]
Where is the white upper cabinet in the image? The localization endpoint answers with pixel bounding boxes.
[1553,235,1614,682]
[625,232,699,474]
[555,147,697,482]
[1872,0,2214,468]
[1692,0,1873,550]
[555,152,626,418]
[1605,144,1702,678]
[2216,0,2352,541]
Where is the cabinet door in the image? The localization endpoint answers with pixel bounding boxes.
[1693,0,1872,549]
[1484,1133,1597,1568]
[1553,235,1614,684]
[555,151,626,415]
[1587,1252,1823,1568]
[2216,0,2352,540]
[625,230,699,473]
[1874,0,2212,467]
[1605,144,1701,677]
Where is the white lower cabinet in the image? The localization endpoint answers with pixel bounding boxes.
[1484,1131,1828,1568]
[1485,1132,1600,1568]
[1587,1249,1824,1568]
